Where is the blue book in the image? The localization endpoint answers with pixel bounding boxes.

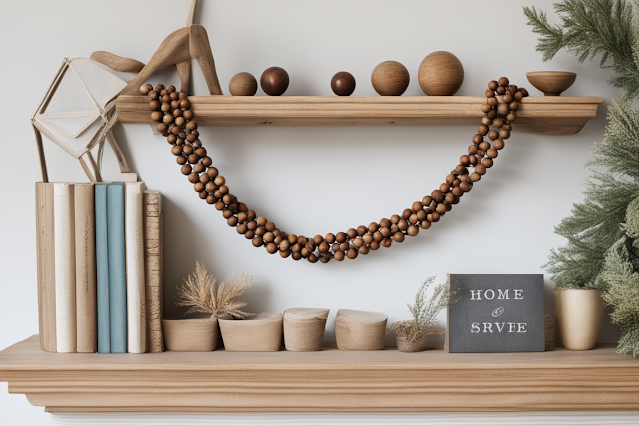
[95,183,110,353]
[107,183,127,353]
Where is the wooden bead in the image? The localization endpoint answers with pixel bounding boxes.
[475,163,487,175]
[359,245,370,255]
[346,248,358,259]
[481,103,492,113]
[339,241,349,251]
[156,123,168,133]
[412,201,423,212]
[470,172,481,182]
[171,100,180,109]
[331,72,356,96]
[506,113,517,122]
[460,155,470,166]
[493,118,504,128]
[177,155,187,165]
[402,208,412,219]
[514,91,524,101]
[478,141,491,151]
[171,126,181,135]
[487,97,498,106]
[487,130,499,140]
[381,238,392,248]
[308,253,318,263]
[459,181,471,192]
[493,139,505,150]
[478,125,488,135]
[421,221,431,229]
[418,51,464,96]
[175,116,186,127]
[151,111,163,122]
[498,77,509,86]
[496,86,506,95]
[499,129,511,139]
[184,110,194,120]
[371,61,410,96]
[346,228,357,239]
[163,114,174,124]
[407,225,419,236]
[186,121,198,130]
[488,80,499,90]
[497,104,509,116]
[502,124,512,131]
[229,72,258,96]
[509,101,520,111]
[352,238,364,248]
[336,232,347,243]
[357,225,367,236]
[188,154,199,164]
[280,250,291,259]
[266,243,278,254]
[188,172,199,183]
[171,145,182,156]
[503,93,514,104]
[485,89,495,97]
[227,216,238,227]
[325,233,336,244]
[334,251,345,261]
[487,148,498,158]
[261,67,289,96]
[482,157,494,168]
[139,84,152,95]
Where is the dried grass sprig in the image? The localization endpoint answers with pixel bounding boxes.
[175,261,255,318]
[386,277,459,344]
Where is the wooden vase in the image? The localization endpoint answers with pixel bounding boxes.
[283,308,329,351]
[162,318,218,352]
[395,334,428,353]
[335,309,388,351]
[555,289,604,350]
[218,312,283,352]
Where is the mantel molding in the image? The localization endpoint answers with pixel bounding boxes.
[1,336,638,414]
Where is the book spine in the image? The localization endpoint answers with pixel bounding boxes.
[53,183,76,353]
[74,184,97,353]
[35,183,56,352]
[95,184,110,353]
[125,182,147,353]
[107,183,127,353]
[144,191,164,353]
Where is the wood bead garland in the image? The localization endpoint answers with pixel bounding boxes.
[144,77,527,264]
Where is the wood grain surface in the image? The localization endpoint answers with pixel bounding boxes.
[116,96,602,135]
[1,335,637,413]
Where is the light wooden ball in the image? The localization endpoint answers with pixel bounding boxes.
[371,61,410,96]
[229,72,258,96]
[261,67,289,96]
[418,51,464,96]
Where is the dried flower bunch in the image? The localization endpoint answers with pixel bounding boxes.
[175,261,256,318]
[387,277,457,344]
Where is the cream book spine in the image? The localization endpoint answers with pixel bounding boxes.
[125,182,147,353]
[74,183,97,353]
[53,183,77,353]
[144,190,164,352]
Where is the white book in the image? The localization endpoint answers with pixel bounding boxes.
[53,183,77,353]
[125,182,147,353]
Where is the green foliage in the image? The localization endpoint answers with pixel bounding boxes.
[525,0,639,357]
[523,0,639,99]
[386,277,456,344]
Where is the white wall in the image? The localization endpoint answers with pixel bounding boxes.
[0,0,627,424]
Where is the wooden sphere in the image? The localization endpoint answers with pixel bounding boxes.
[418,51,464,96]
[261,67,289,96]
[331,72,356,96]
[371,61,410,96]
[139,84,152,95]
[229,72,258,96]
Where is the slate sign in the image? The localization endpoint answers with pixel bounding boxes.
[446,274,544,353]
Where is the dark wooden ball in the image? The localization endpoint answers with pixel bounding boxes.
[331,71,356,96]
[261,67,289,96]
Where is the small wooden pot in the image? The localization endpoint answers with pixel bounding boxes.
[335,309,388,351]
[395,334,428,353]
[162,318,218,352]
[283,308,330,351]
[219,312,283,352]
[555,289,604,350]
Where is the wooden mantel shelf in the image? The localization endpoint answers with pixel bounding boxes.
[1,336,638,413]
[116,95,603,136]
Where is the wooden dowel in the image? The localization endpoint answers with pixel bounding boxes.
[33,124,49,183]
[79,157,96,183]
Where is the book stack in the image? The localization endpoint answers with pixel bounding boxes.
[35,182,164,353]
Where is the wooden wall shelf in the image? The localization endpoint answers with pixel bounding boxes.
[1,335,637,413]
[116,96,602,135]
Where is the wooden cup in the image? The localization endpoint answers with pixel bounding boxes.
[335,309,388,351]
[162,318,218,352]
[219,312,283,352]
[283,308,330,351]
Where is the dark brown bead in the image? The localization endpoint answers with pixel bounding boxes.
[370,241,380,250]
[502,124,512,131]
[498,77,509,86]
[156,123,168,133]
[149,90,159,100]
[482,157,494,168]
[412,201,423,212]
[184,110,194,120]
[402,208,412,219]
[380,218,391,228]
[506,113,517,122]
[460,181,471,192]
[481,103,492,113]
[308,253,318,263]
[334,251,345,261]
[487,130,499,140]
[381,238,392,248]
[488,80,499,90]
[181,164,192,175]
[493,139,505,150]
[499,129,511,139]
[325,233,336,244]
[359,245,370,255]
[475,163,487,175]
[486,148,498,158]
[261,67,290,96]
[485,89,495,97]
[470,172,481,182]
[336,232,347,243]
[347,228,357,239]
[339,241,349,251]
[313,235,324,245]
[331,72,356,96]
[514,91,524,101]
[227,216,238,227]
[280,250,291,258]
[460,155,470,166]
[487,97,498,106]
[481,116,493,126]
[497,104,509,116]
[496,86,506,95]
[357,225,367,236]
[171,126,181,135]
[431,190,444,203]
[478,125,489,135]
[502,93,514,104]
[472,134,483,145]
[188,172,200,183]
[193,163,205,173]
[509,101,519,111]
[363,233,374,244]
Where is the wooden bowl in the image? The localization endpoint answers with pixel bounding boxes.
[526,71,576,96]
[218,312,283,352]
[162,318,218,352]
